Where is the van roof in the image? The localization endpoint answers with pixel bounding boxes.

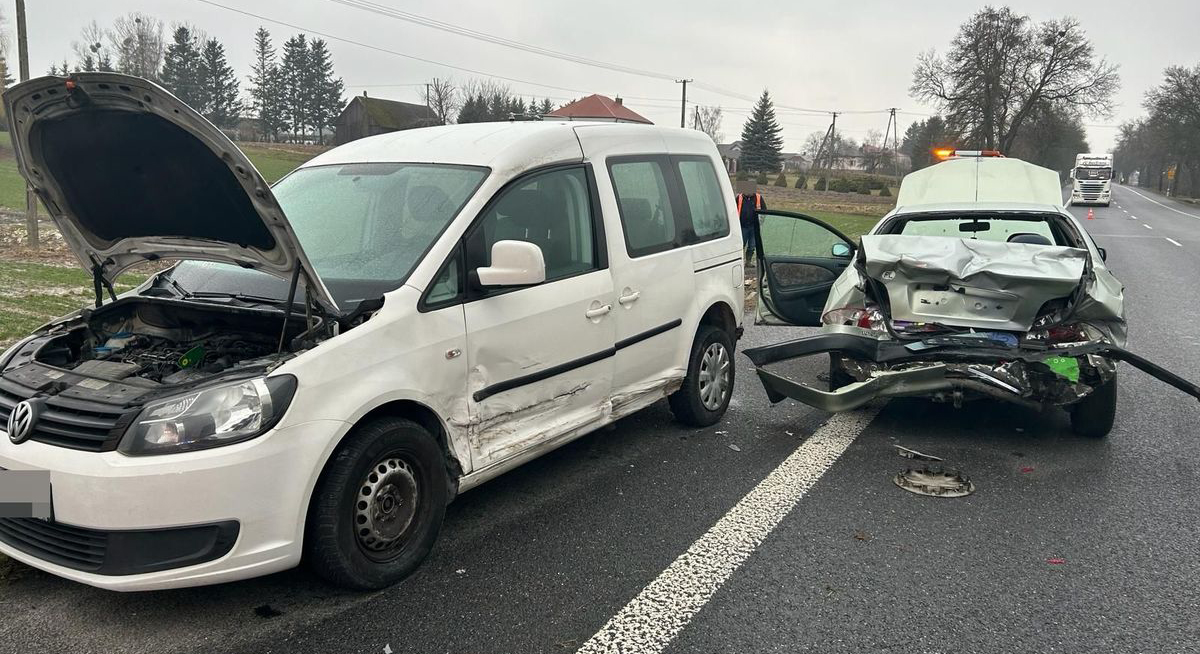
[300,121,714,172]
[896,156,1063,208]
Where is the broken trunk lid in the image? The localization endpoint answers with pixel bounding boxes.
[861,234,1087,332]
[2,73,338,315]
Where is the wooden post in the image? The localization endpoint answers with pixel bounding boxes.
[16,0,38,249]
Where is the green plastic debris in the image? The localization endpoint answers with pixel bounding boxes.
[178,346,205,369]
[1044,356,1080,383]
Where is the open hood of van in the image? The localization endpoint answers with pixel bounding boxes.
[860,234,1088,332]
[3,73,337,314]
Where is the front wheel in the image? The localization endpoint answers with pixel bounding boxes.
[669,325,735,427]
[305,417,449,590]
[1069,374,1117,438]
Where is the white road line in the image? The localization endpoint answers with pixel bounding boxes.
[1144,224,1154,230]
[1122,186,1200,220]
[1121,208,1128,213]
[1130,215,1138,219]
[1166,237,1183,247]
[576,407,882,654]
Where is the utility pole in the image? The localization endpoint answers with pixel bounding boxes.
[16,0,37,249]
[675,79,691,128]
[692,105,699,130]
[830,113,840,171]
[881,108,899,178]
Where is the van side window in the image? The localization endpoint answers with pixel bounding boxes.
[609,159,677,257]
[675,157,729,240]
[425,248,462,307]
[467,167,597,283]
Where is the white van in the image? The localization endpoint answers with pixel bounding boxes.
[0,74,744,590]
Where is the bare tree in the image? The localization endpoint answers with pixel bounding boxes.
[911,7,1119,152]
[109,12,165,79]
[72,20,115,71]
[421,78,459,125]
[691,105,724,142]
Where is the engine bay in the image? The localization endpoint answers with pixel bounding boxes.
[31,298,306,387]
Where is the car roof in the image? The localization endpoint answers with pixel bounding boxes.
[896,157,1064,209]
[299,121,713,172]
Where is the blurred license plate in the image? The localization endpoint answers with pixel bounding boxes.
[0,468,53,520]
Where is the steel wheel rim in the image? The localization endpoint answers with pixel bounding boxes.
[698,341,731,411]
[354,455,420,559]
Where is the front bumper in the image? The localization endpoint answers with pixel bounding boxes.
[0,418,345,591]
[743,332,1200,412]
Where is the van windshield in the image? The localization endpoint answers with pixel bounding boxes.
[163,163,488,309]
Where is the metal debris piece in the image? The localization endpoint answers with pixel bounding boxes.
[893,444,944,462]
[1046,557,1066,565]
[727,443,742,452]
[893,467,975,497]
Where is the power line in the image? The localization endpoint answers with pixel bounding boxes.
[190,0,600,96]
[327,0,681,81]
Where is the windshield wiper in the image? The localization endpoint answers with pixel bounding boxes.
[186,291,296,307]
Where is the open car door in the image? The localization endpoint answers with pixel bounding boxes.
[754,209,857,326]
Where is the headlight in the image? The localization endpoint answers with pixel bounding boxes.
[119,375,297,455]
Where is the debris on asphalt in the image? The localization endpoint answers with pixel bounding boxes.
[1046,558,1066,565]
[853,530,872,541]
[254,604,284,618]
[893,467,975,497]
[456,569,466,575]
[1021,466,1035,473]
[715,430,728,435]
[894,444,944,462]
[727,443,742,452]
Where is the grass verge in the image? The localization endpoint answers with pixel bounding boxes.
[0,261,146,346]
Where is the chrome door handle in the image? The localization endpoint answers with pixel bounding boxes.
[618,291,641,305]
[585,304,612,319]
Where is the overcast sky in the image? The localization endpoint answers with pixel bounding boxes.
[13,0,1200,152]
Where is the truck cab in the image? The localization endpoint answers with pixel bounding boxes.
[1070,153,1113,206]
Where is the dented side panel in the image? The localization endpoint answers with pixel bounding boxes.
[462,268,616,471]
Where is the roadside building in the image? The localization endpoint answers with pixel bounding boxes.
[333,93,440,146]
[718,142,743,173]
[546,94,653,125]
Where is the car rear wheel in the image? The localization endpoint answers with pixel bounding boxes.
[669,324,735,427]
[1070,374,1117,438]
[305,417,449,590]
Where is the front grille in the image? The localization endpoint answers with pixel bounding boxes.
[0,517,107,571]
[0,379,130,452]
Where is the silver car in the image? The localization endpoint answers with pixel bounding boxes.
[744,153,1200,437]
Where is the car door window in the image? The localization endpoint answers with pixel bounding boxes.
[756,210,857,326]
[675,157,729,241]
[609,159,677,257]
[467,167,597,284]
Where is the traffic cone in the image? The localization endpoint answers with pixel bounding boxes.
[1087,208,1094,220]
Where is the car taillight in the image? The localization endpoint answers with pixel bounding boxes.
[1045,324,1089,345]
[821,306,884,330]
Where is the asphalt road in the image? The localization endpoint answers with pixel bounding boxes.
[3,183,1200,653]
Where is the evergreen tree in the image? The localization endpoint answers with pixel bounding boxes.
[198,38,240,127]
[248,27,286,141]
[279,35,310,139]
[539,98,554,115]
[0,58,14,88]
[305,39,344,144]
[160,26,204,110]
[738,89,784,172]
[457,94,488,123]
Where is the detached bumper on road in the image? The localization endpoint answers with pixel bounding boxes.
[743,332,1200,412]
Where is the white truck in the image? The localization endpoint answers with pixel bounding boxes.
[1070,153,1113,206]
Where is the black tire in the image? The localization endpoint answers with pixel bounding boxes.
[1070,374,1117,438]
[669,324,735,427]
[829,354,855,391]
[305,418,449,590]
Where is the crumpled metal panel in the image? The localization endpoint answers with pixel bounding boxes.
[861,235,1088,331]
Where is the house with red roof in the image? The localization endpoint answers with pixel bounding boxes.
[546,94,653,125]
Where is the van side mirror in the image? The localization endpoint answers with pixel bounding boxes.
[831,242,852,258]
[476,240,546,287]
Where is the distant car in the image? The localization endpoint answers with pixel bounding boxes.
[744,151,1200,436]
[0,74,744,590]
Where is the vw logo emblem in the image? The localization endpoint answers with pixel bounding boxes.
[7,400,36,444]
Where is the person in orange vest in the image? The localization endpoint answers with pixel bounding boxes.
[735,180,766,262]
